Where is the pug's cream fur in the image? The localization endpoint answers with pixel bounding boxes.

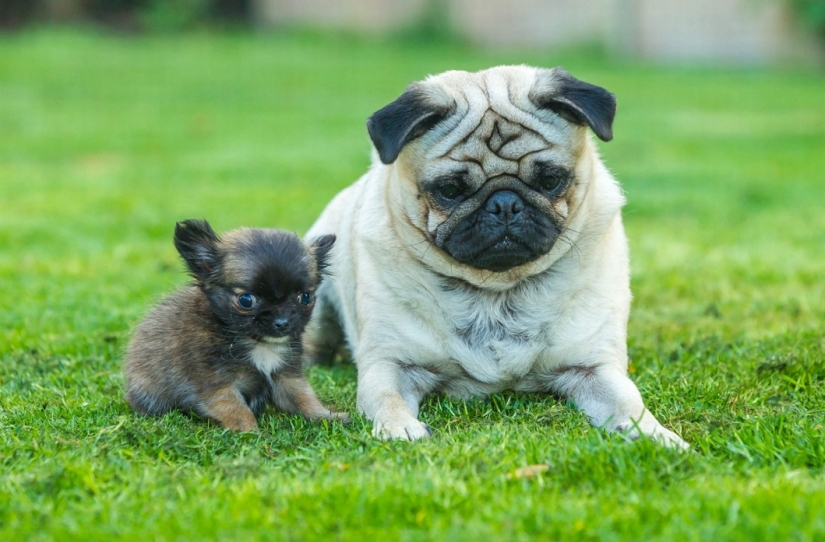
[305,66,687,448]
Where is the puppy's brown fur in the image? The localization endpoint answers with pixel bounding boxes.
[124,219,347,431]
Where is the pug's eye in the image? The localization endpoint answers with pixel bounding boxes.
[538,175,562,192]
[434,183,463,200]
[236,293,259,311]
[298,292,314,307]
[427,172,470,203]
[534,164,570,194]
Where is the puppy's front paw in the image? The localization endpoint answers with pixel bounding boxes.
[328,411,351,424]
[220,414,258,432]
[372,411,431,441]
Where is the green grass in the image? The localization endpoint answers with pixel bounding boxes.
[1,29,824,540]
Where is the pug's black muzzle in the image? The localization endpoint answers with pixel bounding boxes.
[435,177,561,272]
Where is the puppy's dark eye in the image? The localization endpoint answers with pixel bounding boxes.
[236,293,259,310]
[298,292,314,307]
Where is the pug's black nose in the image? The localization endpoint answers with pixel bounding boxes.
[272,318,289,333]
[485,190,524,223]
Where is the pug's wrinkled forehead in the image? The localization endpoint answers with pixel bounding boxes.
[367,65,616,184]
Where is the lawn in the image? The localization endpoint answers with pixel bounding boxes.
[1,29,824,540]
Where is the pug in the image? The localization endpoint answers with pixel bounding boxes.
[305,66,688,449]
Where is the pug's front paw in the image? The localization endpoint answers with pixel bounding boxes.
[614,412,690,451]
[644,424,690,451]
[371,409,431,441]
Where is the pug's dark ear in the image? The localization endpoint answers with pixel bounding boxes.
[367,84,454,164]
[529,67,617,142]
[309,234,336,275]
[174,219,221,281]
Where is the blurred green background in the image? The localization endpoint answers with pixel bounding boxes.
[1,4,825,540]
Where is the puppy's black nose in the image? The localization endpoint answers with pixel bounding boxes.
[272,317,289,333]
[485,190,524,223]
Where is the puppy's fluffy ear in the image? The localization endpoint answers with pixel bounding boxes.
[367,83,454,164]
[308,234,336,275]
[174,219,221,281]
[529,67,617,142]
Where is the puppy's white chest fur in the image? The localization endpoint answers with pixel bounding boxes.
[250,342,289,376]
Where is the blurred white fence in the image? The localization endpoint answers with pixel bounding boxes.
[252,0,822,64]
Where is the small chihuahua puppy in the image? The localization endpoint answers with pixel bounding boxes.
[124,219,348,431]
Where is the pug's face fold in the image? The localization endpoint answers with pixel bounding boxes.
[367,67,616,273]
